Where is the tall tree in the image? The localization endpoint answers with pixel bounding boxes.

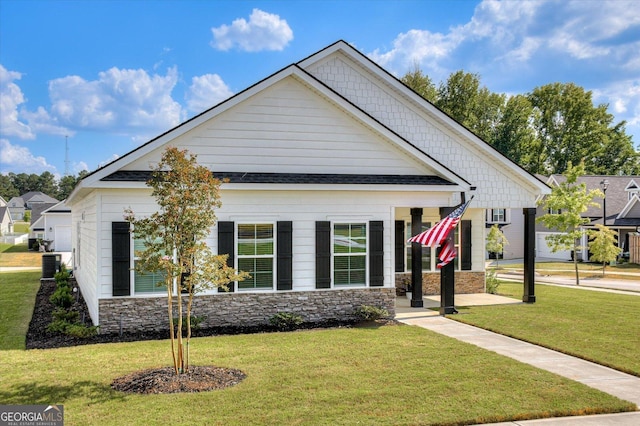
[494,95,540,170]
[125,147,248,375]
[38,171,58,198]
[528,83,636,175]
[0,174,19,199]
[401,65,437,102]
[537,161,603,285]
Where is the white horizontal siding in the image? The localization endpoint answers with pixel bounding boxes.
[95,187,465,298]
[123,77,432,176]
[70,191,99,324]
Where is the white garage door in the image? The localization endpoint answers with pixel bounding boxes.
[536,233,572,260]
[54,225,72,252]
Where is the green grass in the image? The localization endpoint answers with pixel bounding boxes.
[12,221,30,233]
[0,272,636,425]
[453,282,640,376]
[0,327,634,426]
[0,271,41,350]
[0,243,42,267]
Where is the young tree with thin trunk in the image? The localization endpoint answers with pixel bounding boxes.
[486,224,509,269]
[588,224,622,276]
[537,161,603,286]
[125,147,248,375]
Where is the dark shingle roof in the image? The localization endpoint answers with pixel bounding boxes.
[102,170,454,186]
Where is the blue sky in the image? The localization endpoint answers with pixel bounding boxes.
[1,0,639,177]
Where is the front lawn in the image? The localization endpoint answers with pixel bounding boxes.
[0,243,42,267]
[0,326,634,426]
[453,282,640,376]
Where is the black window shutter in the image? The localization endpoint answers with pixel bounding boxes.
[315,221,331,289]
[277,221,293,290]
[461,220,472,270]
[369,221,384,286]
[394,220,405,272]
[112,222,131,296]
[218,221,235,292]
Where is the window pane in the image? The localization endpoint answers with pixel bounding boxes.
[134,269,167,293]
[237,224,274,290]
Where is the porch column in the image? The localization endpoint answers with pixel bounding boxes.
[410,208,424,308]
[439,206,457,314]
[523,207,536,303]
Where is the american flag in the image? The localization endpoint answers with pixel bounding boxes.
[437,239,456,269]
[407,198,472,247]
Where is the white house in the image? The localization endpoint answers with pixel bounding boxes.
[30,200,72,252]
[66,41,549,334]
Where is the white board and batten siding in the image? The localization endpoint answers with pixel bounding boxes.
[123,78,436,178]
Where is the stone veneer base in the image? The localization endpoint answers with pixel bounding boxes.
[97,287,396,334]
[395,271,486,295]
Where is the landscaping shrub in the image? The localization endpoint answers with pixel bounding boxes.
[49,286,74,309]
[485,269,500,294]
[355,305,390,321]
[269,312,304,331]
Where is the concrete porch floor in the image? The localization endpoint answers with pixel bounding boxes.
[394,293,522,319]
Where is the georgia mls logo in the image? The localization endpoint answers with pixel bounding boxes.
[0,404,64,426]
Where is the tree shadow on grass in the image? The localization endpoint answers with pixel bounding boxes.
[0,380,126,405]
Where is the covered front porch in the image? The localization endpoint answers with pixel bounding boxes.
[393,203,537,314]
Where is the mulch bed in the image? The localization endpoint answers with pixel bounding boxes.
[111,366,247,394]
[27,279,394,394]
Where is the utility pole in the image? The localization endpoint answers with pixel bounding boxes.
[64,135,70,176]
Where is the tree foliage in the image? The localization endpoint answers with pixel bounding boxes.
[486,224,509,268]
[537,162,603,285]
[588,224,622,276]
[0,170,88,200]
[400,69,639,176]
[124,147,248,375]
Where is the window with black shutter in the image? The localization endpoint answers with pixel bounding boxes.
[315,221,331,289]
[277,221,293,290]
[218,221,235,292]
[112,222,131,296]
[461,220,472,270]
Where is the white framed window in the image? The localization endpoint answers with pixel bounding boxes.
[491,209,506,223]
[333,223,367,286]
[133,238,167,294]
[237,223,274,290]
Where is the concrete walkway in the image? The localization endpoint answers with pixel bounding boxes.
[395,295,640,425]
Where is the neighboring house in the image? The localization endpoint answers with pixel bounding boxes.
[499,175,640,261]
[30,201,72,251]
[66,40,549,334]
[0,205,13,235]
[7,192,59,221]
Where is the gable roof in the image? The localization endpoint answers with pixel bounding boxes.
[546,174,640,226]
[68,40,549,207]
[297,41,549,201]
[30,202,58,226]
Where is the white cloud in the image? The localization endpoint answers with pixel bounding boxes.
[98,153,120,169]
[48,66,184,136]
[593,79,640,127]
[186,74,234,113]
[0,138,57,174]
[0,65,35,140]
[367,0,640,75]
[211,9,293,52]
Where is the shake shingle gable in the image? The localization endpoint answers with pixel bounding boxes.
[102,170,454,186]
